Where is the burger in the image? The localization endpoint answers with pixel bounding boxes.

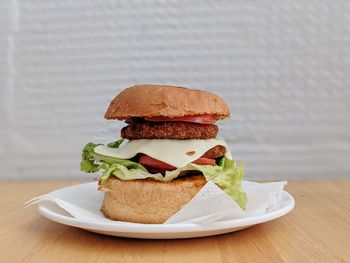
[80,84,247,224]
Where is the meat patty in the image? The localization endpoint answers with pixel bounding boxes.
[201,145,226,159]
[121,121,218,140]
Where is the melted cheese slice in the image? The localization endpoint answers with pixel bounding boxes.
[94,139,232,168]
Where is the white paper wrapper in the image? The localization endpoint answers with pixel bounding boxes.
[26,180,287,224]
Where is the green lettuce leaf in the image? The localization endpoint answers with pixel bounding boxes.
[80,140,146,174]
[80,141,247,209]
[107,139,124,148]
[188,159,247,209]
[100,164,177,182]
[80,142,102,173]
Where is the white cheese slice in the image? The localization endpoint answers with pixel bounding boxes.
[94,139,232,168]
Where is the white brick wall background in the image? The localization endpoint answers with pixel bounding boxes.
[1,0,349,180]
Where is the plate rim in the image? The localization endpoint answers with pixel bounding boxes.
[37,183,295,234]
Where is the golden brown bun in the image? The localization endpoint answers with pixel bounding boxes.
[104,84,230,120]
[100,175,206,224]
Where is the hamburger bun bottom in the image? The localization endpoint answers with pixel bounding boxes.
[100,175,206,224]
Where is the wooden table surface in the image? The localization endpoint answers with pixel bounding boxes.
[0,180,349,263]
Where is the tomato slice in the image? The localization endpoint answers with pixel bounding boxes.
[145,114,217,124]
[139,155,216,171]
[139,155,176,171]
[192,158,216,166]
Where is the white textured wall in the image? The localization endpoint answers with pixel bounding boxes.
[1,0,349,180]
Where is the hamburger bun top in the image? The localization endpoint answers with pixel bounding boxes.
[104,84,230,120]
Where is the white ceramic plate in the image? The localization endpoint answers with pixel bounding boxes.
[37,183,295,239]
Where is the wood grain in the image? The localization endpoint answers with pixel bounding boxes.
[0,181,349,263]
